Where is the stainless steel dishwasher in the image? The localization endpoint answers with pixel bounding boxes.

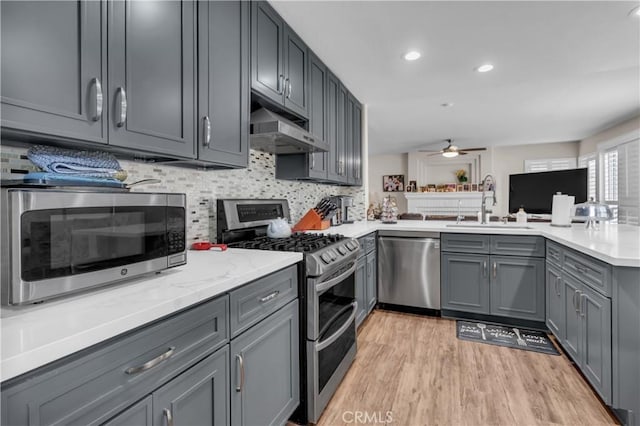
[377,230,440,310]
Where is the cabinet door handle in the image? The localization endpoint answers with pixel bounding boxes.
[163,408,174,426]
[125,346,175,375]
[278,74,284,94]
[203,116,211,147]
[116,87,127,127]
[259,290,279,303]
[572,290,581,312]
[483,261,487,277]
[90,77,103,121]
[580,294,586,317]
[555,276,561,296]
[310,153,315,170]
[235,354,245,392]
[287,79,292,99]
[492,261,497,279]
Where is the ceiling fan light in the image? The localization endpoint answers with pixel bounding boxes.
[442,151,459,158]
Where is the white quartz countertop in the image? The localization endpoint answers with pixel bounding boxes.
[321,221,640,267]
[0,249,302,382]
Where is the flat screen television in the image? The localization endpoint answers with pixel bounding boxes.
[508,168,588,214]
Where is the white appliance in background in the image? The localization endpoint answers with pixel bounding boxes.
[551,192,575,227]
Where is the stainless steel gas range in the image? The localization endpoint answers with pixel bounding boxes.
[217,199,360,424]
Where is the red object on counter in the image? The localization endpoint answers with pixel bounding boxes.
[191,242,228,251]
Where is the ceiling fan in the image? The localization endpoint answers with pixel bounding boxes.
[420,139,487,158]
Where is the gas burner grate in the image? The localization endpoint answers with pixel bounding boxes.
[228,233,344,253]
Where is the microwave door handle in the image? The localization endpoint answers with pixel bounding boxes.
[314,262,357,293]
[316,301,357,352]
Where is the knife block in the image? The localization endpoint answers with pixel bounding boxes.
[292,209,331,231]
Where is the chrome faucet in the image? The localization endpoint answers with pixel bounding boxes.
[481,174,497,224]
[456,199,464,224]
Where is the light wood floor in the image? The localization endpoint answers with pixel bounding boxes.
[317,310,618,426]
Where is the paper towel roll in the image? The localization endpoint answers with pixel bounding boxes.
[551,193,575,227]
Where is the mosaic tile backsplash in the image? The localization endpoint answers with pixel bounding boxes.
[1,145,364,244]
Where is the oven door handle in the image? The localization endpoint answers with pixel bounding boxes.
[316,301,358,352]
[315,262,357,294]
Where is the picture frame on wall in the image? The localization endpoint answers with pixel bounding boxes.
[383,175,405,192]
[463,183,471,192]
[472,183,479,192]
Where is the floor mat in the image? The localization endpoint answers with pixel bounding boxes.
[456,320,560,355]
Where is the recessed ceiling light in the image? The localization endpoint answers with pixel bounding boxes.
[441,102,454,107]
[475,64,494,73]
[629,5,640,16]
[404,50,421,61]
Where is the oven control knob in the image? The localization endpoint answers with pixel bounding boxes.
[346,242,356,251]
[320,253,332,264]
[337,246,347,255]
[329,250,338,260]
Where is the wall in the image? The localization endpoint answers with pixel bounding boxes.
[489,142,580,216]
[579,115,640,156]
[0,145,365,245]
[367,153,408,214]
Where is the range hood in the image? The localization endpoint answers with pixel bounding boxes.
[250,108,330,154]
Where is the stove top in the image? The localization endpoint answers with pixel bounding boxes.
[217,199,360,277]
[228,233,345,252]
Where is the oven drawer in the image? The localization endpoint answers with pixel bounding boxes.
[229,265,298,338]
[1,295,229,426]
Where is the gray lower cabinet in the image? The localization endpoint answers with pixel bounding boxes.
[0,0,107,143]
[355,255,367,327]
[490,256,544,321]
[108,0,196,158]
[105,347,230,426]
[545,262,564,340]
[563,273,612,403]
[441,234,545,321]
[441,253,490,314]
[366,250,377,313]
[549,243,613,405]
[1,296,229,426]
[230,299,299,426]
[196,0,249,168]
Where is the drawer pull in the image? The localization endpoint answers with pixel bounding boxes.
[259,290,280,303]
[125,346,175,375]
[163,408,174,426]
[576,265,588,274]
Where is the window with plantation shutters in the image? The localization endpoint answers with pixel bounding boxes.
[524,158,577,173]
[602,148,619,222]
[578,154,597,202]
[615,139,640,225]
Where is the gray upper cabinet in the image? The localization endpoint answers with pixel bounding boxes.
[108,0,196,158]
[326,71,342,183]
[197,0,249,168]
[283,27,309,117]
[308,52,329,179]
[350,98,363,186]
[1,0,108,144]
[490,256,545,321]
[251,1,308,119]
[231,300,299,426]
[250,1,284,106]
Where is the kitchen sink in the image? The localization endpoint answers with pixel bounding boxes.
[445,223,534,229]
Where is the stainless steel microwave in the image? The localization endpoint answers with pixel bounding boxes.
[1,189,187,305]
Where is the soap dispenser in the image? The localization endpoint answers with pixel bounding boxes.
[516,206,527,224]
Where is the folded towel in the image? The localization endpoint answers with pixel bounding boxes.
[27,145,125,180]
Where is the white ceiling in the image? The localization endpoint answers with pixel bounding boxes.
[270,1,640,155]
